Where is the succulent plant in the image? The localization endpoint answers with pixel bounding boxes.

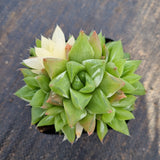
[15,25,145,143]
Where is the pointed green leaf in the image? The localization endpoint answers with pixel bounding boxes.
[41,93,53,109]
[87,88,112,114]
[122,60,141,76]
[66,61,85,83]
[30,89,46,107]
[121,79,136,93]
[31,107,45,125]
[37,115,54,127]
[130,81,146,95]
[60,111,67,124]
[29,48,36,57]
[72,75,84,90]
[108,90,126,103]
[79,73,96,93]
[43,58,67,79]
[14,85,36,102]
[115,108,135,120]
[102,107,115,123]
[113,59,126,77]
[78,71,86,83]
[46,92,63,106]
[102,44,109,62]
[45,106,64,116]
[55,114,65,132]
[106,40,124,62]
[63,99,87,127]
[99,72,125,97]
[108,117,130,136]
[111,95,136,108]
[36,38,41,47]
[83,59,106,87]
[35,75,50,93]
[89,31,102,59]
[98,32,105,48]
[23,77,39,89]
[62,125,75,143]
[20,68,37,77]
[70,88,92,110]
[122,74,141,84]
[69,31,94,63]
[80,113,96,135]
[49,71,70,98]
[97,120,108,142]
[105,62,119,77]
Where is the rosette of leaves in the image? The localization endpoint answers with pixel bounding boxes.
[15,26,145,143]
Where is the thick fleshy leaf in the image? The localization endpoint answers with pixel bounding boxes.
[55,114,65,132]
[30,89,46,107]
[23,77,39,89]
[46,92,63,106]
[36,38,41,47]
[30,48,36,57]
[109,90,126,103]
[41,35,54,53]
[66,61,85,82]
[115,108,135,120]
[130,81,146,95]
[89,31,102,59]
[67,35,75,46]
[105,62,119,77]
[23,57,44,70]
[45,106,64,116]
[76,123,83,140]
[113,59,126,77]
[35,75,50,93]
[49,71,70,98]
[106,40,124,62]
[79,113,96,136]
[35,47,53,57]
[98,32,105,48]
[121,79,136,93]
[99,72,125,97]
[102,44,109,61]
[63,99,87,127]
[14,85,36,102]
[107,117,130,136]
[79,73,96,93]
[20,68,37,77]
[31,107,45,125]
[122,60,141,76]
[72,75,84,90]
[43,58,67,79]
[70,88,92,110]
[37,115,54,127]
[52,25,66,59]
[69,31,94,63]
[102,107,115,123]
[87,88,112,114]
[122,74,141,84]
[60,111,67,124]
[41,93,53,109]
[83,59,105,87]
[62,125,75,143]
[111,95,136,108]
[97,120,108,142]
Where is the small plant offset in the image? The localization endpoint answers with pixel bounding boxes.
[15,25,145,143]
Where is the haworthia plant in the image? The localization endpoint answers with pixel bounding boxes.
[15,25,145,143]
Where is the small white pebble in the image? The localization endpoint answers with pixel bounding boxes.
[5,61,8,64]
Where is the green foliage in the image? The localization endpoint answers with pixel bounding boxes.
[15,29,145,143]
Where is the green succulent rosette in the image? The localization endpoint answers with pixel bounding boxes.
[15,25,145,143]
